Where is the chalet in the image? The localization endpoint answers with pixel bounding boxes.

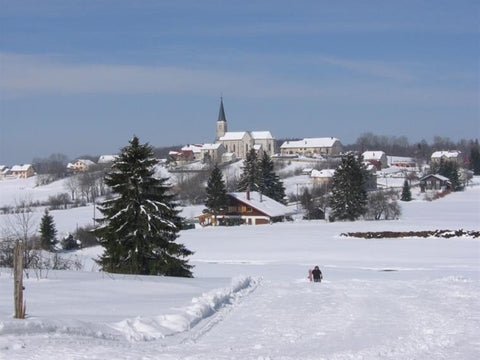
[201,191,292,226]
[362,151,387,169]
[10,164,35,178]
[215,98,275,158]
[67,159,95,172]
[419,174,451,191]
[280,137,342,157]
[0,165,10,178]
[431,151,461,164]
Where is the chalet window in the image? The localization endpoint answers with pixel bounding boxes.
[246,206,253,212]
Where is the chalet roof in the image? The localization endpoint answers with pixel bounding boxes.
[419,174,451,182]
[431,150,461,159]
[228,191,292,218]
[11,164,33,171]
[75,159,95,166]
[217,98,227,123]
[280,137,339,149]
[362,151,385,160]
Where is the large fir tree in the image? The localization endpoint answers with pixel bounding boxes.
[237,148,260,192]
[329,152,367,221]
[469,143,480,175]
[204,164,228,220]
[401,179,412,201]
[259,153,286,204]
[39,209,57,251]
[94,136,193,277]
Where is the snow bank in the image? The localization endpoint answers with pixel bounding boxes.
[112,275,258,341]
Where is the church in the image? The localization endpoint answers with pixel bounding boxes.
[215,98,275,159]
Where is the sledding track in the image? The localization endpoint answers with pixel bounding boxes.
[3,274,478,360]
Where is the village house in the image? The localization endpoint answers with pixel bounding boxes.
[67,159,96,172]
[279,137,342,157]
[430,150,462,164]
[387,156,417,168]
[0,165,10,178]
[310,169,335,186]
[215,98,275,159]
[362,151,387,170]
[419,174,452,191]
[10,164,35,178]
[199,191,292,226]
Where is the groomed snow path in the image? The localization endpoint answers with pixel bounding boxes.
[2,276,478,360]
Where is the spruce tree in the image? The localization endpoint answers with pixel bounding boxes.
[205,164,228,222]
[329,153,367,221]
[470,142,480,175]
[401,179,412,201]
[237,148,260,192]
[39,209,57,251]
[94,136,193,277]
[259,153,286,204]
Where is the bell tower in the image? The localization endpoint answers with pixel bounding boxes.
[216,97,227,140]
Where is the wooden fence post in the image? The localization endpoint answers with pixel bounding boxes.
[14,240,26,319]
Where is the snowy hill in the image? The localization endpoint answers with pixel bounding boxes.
[0,174,479,359]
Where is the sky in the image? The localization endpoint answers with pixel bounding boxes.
[0,0,479,165]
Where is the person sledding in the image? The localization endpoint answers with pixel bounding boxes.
[312,265,323,283]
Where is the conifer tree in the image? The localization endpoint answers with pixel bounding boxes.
[205,164,228,222]
[470,142,480,175]
[39,209,57,251]
[237,148,260,192]
[259,153,286,203]
[401,179,412,201]
[329,152,367,221]
[94,136,193,277]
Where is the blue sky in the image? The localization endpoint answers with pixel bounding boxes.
[1,0,479,165]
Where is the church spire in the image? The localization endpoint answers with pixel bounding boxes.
[216,97,227,140]
[218,96,227,123]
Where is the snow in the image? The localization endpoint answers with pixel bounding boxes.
[0,176,479,359]
[228,191,292,217]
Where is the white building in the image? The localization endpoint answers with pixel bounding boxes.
[280,137,342,156]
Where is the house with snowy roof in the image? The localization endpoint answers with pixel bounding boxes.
[310,169,336,185]
[199,191,292,226]
[280,137,342,157]
[215,98,275,159]
[67,159,96,172]
[419,174,452,191]
[362,151,387,169]
[430,150,462,164]
[10,164,35,178]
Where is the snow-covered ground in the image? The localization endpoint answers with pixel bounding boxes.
[0,177,479,359]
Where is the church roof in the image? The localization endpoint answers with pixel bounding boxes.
[219,131,248,141]
[251,131,273,140]
[218,98,227,123]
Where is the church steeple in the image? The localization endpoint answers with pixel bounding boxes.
[216,97,227,140]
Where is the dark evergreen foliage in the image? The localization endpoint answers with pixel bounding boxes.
[470,143,480,175]
[259,153,286,204]
[61,234,79,250]
[94,136,193,277]
[237,149,260,192]
[431,159,461,191]
[329,153,367,221]
[237,150,286,203]
[39,209,57,251]
[205,164,228,215]
[401,179,412,201]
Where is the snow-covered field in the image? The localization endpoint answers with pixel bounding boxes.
[0,176,479,359]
